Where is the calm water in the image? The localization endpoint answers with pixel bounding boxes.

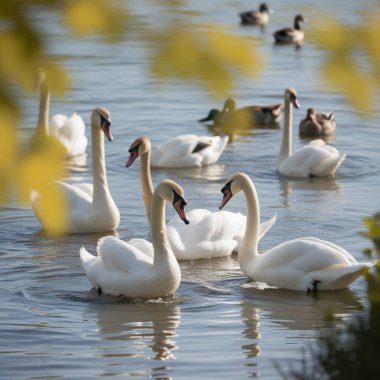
[1,0,380,379]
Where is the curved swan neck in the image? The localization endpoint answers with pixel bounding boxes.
[239,176,260,266]
[140,150,154,226]
[91,123,108,194]
[151,191,172,265]
[278,95,293,166]
[36,79,50,137]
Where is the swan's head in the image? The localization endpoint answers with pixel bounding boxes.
[126,136,151,167]
[219,173,250,210]
[156,179,189,225]
[91,107,113,141]
[285,88,300,109]
[198,109,220,123]
[223,98,236,112]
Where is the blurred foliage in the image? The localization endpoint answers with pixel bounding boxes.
[284,215,380,380]
[0,0,261,235]
[311,13,380,114]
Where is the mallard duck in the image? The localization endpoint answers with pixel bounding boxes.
[239,3,273,27]
[199,98,282,126]
[273,14,308,44]
[299,108,336,137]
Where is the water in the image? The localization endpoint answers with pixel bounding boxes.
[1,0,380,378]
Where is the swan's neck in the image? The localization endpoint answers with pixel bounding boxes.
[91,124,108,198]
[277,97,293,166]
[294,19,301,30]
[36,80,50,137]
[239,178,260,268]
[140,151,154,226]
[151,193,172,266]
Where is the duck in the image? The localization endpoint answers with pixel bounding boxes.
[219,172,374,291]
[299,108,336,137]
[126,136,277,260]
[273,14,308,44]
[31,107,120,233]
[199,98,282,127]
[149,134,228,168]
[34,70,87,157]
[239,3,273,27]
[79,179,189,298]
[277,88,346,178]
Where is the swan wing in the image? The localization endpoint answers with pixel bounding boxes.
[50,113,87,157]
[279,140,345,177]
[250,238,368,290]
[96,236,152,271]
[151,134,228,168]
[168,209,275,260]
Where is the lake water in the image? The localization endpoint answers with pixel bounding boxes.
[1,0,380,379]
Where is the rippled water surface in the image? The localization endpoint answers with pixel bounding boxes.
[1,0,380,379]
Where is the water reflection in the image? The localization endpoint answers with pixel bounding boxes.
[279,176,341,208]
[239,285,364,377]
[241,285,363,331]
[94,299,180,361]
[240,301,261,378]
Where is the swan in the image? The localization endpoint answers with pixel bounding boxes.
[299,108,336,137]
[277,88,346,177]
[149,134,228,168]
[79,179,189,298]
[219,172,374,291]
[199,98,282,126]
[126,136,276,260]
[273,14,308,44]
[35,71,87,157]
[239,3,273,27]
[31,107,120,233]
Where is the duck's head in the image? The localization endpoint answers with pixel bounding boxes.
[284,88,300,109]
[126,136,151,167]
[198,109,220,122]
[156,179,189,225]
[306,108,316,120]
[219,173,249,209]
[294,14,308,28]
[223,98,236,112]
[91,107,113,141]
[259,3,273,14]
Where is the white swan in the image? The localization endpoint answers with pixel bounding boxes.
[150,134,228,168]
[31,107,120,233]
[79,179,189,298]
[219,172,374,291]
[35,71,87,157]
[277,88,346,178]
[126,136,276,260]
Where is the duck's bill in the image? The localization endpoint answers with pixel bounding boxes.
[198,115,211,122]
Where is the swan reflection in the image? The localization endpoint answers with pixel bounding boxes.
[279,175,341,208]
[241,285,363,331]
[94,299,180,361]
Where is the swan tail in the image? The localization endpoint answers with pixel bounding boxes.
[258,214,277,241]
[313,261,372,290]
[79,247,97,266]
[327,152,346,175]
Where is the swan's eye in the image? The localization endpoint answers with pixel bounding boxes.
[220,180,233,194]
